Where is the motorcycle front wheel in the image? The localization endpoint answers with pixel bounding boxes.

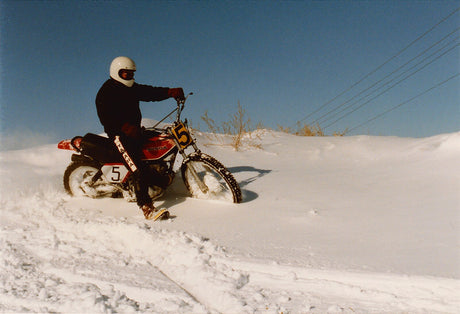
[181,153,242,203]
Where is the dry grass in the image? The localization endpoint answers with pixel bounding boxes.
[201,102,262,151]
[278,122,347,137]
[278,122,324,136]
[198,103,347,150]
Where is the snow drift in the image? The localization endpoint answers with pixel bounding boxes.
[1,129,459,313]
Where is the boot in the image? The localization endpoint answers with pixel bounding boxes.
[140,203,169,221]
[140,203,156,220]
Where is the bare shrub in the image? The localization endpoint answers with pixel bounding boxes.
[199,103,348,151]
[278,122,346,137]
[200,102,262,150]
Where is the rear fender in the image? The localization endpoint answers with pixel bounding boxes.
[58,136,83,152]
[71,153,100,166]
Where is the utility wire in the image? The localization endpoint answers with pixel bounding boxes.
[312,28,459,126]
[323,42,459,129]
[347,73,460,133]
[319,37,459,126]
[293,7,460,127]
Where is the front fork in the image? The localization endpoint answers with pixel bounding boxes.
[167,125,209,194]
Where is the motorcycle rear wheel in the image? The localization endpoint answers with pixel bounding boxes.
[181,153,242,203]
[63,161,111,197]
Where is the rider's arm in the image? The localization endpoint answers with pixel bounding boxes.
[134,84,185,102]
[133,83,169,102]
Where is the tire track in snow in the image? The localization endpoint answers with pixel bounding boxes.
[1,194,259,313]
[1,197,205,312]
[223,259,460,313]
[3,188,459,313]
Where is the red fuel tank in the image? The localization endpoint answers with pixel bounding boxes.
[142,133,176,160]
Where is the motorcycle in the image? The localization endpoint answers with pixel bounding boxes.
[57,93,243,204]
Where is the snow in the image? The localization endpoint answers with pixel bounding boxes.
[1,128,459,313]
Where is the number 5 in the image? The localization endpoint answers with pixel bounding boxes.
[173,124,192,148]
[111,166,121,181]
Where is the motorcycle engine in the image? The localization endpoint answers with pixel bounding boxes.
[147,162,175,188]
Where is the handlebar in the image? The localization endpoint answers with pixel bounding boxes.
[150,92,193,129]
[176,92,193,105]
[176,92,193,119]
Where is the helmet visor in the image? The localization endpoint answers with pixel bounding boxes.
[119,69,135,81]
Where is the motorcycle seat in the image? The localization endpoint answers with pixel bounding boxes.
[80,133,123,163]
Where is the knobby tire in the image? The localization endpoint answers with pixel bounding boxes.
[181,153,242,203]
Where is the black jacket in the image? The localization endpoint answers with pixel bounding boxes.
[96,78,169,137]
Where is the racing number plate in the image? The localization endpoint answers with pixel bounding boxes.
[171,122,193,149]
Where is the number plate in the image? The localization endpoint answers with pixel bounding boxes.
[171,122,193,149]
[101,164,129,183]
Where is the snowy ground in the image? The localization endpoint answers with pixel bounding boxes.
[0,128,459,313]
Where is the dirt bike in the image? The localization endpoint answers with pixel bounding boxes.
[57,93,243,204]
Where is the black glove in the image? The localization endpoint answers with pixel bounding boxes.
[167,88,185,100]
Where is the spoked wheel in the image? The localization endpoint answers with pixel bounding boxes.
[181,153,242,203]
[63,161,113,197]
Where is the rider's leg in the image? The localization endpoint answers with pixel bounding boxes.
[113,135,151,208]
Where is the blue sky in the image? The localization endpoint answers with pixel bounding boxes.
[1,1,459,149]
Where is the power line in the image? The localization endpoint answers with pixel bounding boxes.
[312,28,460,126]
[320,38,459,128]
[346,73,460,133]
[323,42,459,129]
[293,7,460,127]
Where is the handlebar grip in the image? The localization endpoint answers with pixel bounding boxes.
[176,92,193,105]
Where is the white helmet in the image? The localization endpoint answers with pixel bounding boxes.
[110,56,136,87]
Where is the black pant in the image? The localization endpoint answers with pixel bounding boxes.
[112,134,151,207]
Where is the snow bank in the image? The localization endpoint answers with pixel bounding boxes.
[1,131,459,313]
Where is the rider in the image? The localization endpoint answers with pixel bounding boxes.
[95,56,184,219]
